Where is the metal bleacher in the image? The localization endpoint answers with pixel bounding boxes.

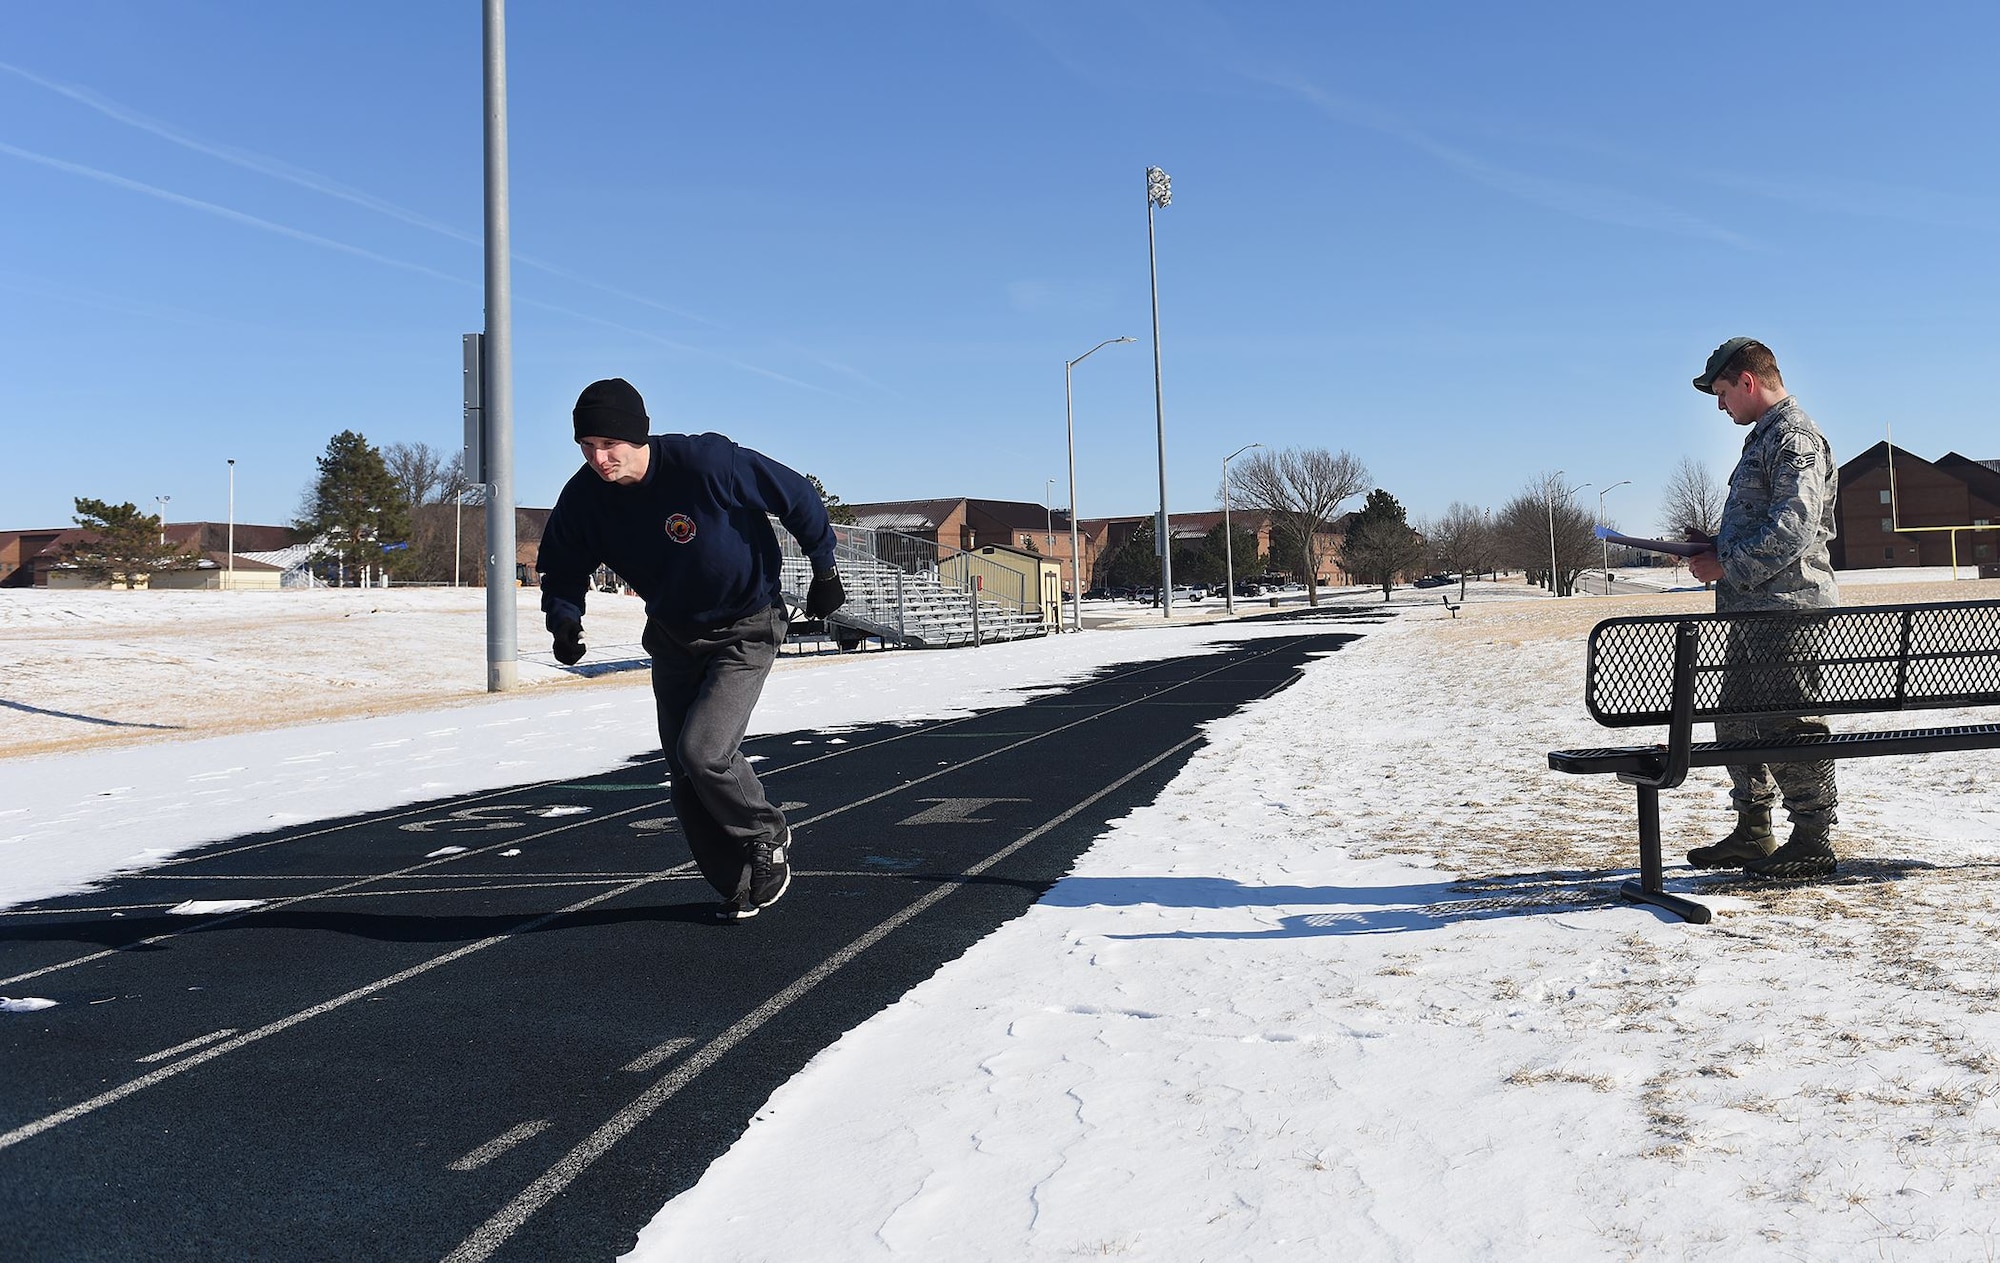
[774,521,1047,649]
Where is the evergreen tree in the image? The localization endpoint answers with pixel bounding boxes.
[1099,519,1160,591]
[805,474,858,525]
[58,498,201,588]
[1199,520,1264,590]
[295,431,410,584]
[1338,488,1426,600]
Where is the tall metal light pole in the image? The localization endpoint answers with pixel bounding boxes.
[480,0,518,691]
[1598,479,1631,594]
[226,459,235,592]
[156,495,170,547]
[1146,165,1174,617]
[1221,442,1261,614]
[1044,478,1056,550]
[1064,335,1134,633]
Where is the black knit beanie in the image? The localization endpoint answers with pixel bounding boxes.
[572,378,650,444]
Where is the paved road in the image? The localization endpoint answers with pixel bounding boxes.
[0,612,1379,1262]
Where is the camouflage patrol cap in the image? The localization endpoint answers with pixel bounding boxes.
[1693,337,1762,394]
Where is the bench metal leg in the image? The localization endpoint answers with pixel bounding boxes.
[1618,782,1712,924]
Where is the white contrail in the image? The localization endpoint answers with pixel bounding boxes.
[0,59,714,325]
[1,139,853,397]
[0,139,473,287]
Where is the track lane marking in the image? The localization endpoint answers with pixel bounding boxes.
[621,1037,694,1074]
[448,1121,553,1173]
[135,1028,238,1064]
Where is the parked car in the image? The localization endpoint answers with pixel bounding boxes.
[1413,574,1454,588]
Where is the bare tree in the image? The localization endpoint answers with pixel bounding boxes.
[1224,447,1369,606]
[1495,472,1597,597]
[1659,457,1724,539]
[1423,500,1495,600]
[383,441,452,518]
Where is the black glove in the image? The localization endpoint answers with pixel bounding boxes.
[805,569,846,620]
[550,617,585,666]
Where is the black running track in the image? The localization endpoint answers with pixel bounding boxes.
[0,614,1376,1262]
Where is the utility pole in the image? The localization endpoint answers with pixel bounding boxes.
[480,0,518,690]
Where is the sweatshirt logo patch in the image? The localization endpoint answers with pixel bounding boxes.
[664,513,697,544]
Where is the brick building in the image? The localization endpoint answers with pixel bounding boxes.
[1833,443,2000,573]
[2,522,301,589]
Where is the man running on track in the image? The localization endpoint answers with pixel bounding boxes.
[535,377,846,920]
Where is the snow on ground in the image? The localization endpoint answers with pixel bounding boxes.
[5,577,2000,1259]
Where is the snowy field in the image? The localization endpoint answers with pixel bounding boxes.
[5,575,2000,1259]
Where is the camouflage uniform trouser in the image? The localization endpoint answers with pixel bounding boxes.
[1719,714,1838,830]
[1717,616,1838,830]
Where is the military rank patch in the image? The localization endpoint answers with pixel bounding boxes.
[664,513,697,543]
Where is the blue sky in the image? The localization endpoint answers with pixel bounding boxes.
[5,2,1999,537]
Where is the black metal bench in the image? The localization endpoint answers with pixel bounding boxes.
[1548,598,2000,923]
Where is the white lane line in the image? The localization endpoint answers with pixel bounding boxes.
[448,1120,552,1172]
[0,866,688,1154]
[440,733,1206,1263]
[0,811,668,989]
[621,1037,694,1074]
[0,879,689,920]
[135,1028,238,1064]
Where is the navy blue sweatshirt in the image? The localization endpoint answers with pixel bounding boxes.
[536,433,837,630]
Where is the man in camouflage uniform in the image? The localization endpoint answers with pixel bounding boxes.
[1686,337,1842,879]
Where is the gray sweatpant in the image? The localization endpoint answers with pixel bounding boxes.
[642,604,789,898]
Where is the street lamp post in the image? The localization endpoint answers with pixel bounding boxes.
[1064,335,1135,633]
[1598,479,1631,594]
[1221,442,1262,614]
[1146,165,1173,617]
[226,460,235,592]
[155,495,170,547]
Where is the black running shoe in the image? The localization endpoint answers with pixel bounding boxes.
[716,828,792,922]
